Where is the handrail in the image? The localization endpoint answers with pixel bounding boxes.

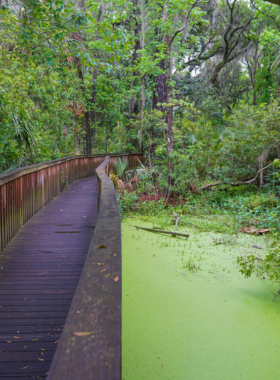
[0,153,142,185]
[47,156,122,379]
[0,153,143,251]
[0,153,143,378]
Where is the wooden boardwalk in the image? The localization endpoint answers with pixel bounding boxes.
[0,176,98,379]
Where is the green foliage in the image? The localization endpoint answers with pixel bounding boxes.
[228,185,259,196]
[237,243,280,289]
[115,158,129,181]
[223,194,280,230]
[0,0,86,171]
[117,192,138,216]
[2,0,280,203]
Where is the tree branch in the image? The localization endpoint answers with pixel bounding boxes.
[199,163,273,190]
[227,16,254,60]
[185,45,223,66]
[169,0,201,47]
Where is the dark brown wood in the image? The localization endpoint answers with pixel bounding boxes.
[0,153,143,380]
[47,156,122,380]
[0,153,144,252]
[0,177,98,378]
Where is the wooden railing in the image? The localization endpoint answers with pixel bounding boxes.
[0,153,143,252]
[0,152,143,379]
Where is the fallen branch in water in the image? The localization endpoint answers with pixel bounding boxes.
[199,163,273,190]
[212,234,237,245]
[132,225,189,238]
[239,226,270,235]
[172,212,201,230]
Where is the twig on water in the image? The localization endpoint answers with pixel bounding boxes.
[172,212,201,230]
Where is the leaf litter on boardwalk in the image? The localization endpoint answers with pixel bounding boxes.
[72,332,94,337]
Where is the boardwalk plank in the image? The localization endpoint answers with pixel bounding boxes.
[0,342,57,351]
[0,351,54,362]
[0,361,50,373]
[0,177,97,378]
[0,334,60,343]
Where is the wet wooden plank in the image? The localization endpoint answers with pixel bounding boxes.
[0,334,60,343]
[0,290,76,295]
[0,376,47,379]
[0,177,98,377]
[0,361,50,373]
[0,305,70,311]
[0,153,143,379]
[47,157,122,380]
[0,312,67,319]
[0,295,73,300]
[0,342,57,351]
[0,351,54,362]
[0,326,64,334]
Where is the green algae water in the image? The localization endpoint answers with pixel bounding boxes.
[122,218,280,380]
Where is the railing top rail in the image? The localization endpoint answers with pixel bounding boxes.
[0,153,142,375]
[0,153,143,186]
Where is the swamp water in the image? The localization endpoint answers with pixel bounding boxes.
[122,218,280,380]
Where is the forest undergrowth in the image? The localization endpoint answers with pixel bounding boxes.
[115,158,280,293]
[117,170,280,238]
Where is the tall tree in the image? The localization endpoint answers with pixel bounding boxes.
[146,0,205,155]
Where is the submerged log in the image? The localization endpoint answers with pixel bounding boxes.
[132,225,189,238]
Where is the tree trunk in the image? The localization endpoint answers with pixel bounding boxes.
[77,66,92,154]
[84,111,92,154]
[153,60,168,114]
[253,87,257,106]
[166,70,174,155]
[129,0,141,117]
[139,0,145,151]
[166,51,174,154]
[166,53,174,185]
[167,102,174,154]
[210,62,224,86]
[89,70,97,152]
[276,143,280,159]
[105,124,107,153]
[140,76,145,151]
[132,0,140,64]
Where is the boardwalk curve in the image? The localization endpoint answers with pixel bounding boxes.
[0,154,143,380]
[0,176,98,378]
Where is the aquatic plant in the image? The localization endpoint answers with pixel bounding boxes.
[237,243,280,298]
[183,256,201,273]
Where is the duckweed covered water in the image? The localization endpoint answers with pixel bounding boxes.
[122,218,280,380]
